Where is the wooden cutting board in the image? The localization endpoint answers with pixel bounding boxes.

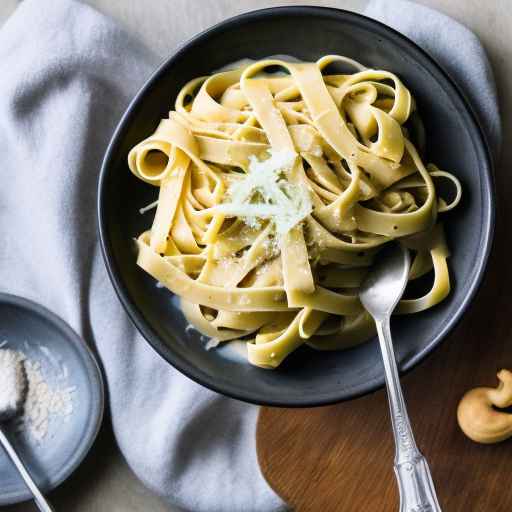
[256,247,512,511]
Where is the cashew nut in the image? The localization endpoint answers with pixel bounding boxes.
[457,369,512,444]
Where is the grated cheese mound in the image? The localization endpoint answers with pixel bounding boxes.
[0,345,75,443]
[22,359,75,443]
[0,349,26,416]
[215,149,312,236]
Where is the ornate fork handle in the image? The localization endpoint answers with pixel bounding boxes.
[376,319,442,512]
[395,454,440,512]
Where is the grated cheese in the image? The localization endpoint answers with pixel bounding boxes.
[22,358,75,443]
[0,344,75,443]
[139,199,159,214]
[0,349,26,417]
[205,338,221,350]
[213,149,312,236]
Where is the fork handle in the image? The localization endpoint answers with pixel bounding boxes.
[395,454,441,512]
[0,427,55,512]
[376,318,442,512]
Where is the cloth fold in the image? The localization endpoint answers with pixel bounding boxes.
[0,1,499,511]
[366,0,501,158]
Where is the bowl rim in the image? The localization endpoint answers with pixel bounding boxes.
[97,6,495,407]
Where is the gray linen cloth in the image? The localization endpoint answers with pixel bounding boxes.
[366,0,501,157]
[0,1,499,511]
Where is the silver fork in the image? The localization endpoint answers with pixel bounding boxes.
[360,244,441,512]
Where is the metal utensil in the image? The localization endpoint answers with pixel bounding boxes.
[0,355,55,512]
[360,244,441,512]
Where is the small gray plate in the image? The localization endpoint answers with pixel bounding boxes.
[0,293,104,505]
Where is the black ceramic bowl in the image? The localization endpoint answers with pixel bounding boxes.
[98,7,494,406]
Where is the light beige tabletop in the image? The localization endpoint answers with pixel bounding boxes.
[1,1,510,511]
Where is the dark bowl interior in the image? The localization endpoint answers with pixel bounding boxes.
[98,7,494,406]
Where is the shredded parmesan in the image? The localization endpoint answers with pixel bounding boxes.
[205,338,221,350]
[213,149,312,236]
[0,344,75,443]
[0,349,26,418]
[139,199,159,214]
[22,358,75,443]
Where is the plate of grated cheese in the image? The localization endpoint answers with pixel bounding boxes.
[0,293,104,506]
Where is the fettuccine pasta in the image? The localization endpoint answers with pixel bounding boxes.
[128,56,461,369]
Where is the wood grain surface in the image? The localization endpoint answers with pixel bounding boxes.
[257,212,512,511]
